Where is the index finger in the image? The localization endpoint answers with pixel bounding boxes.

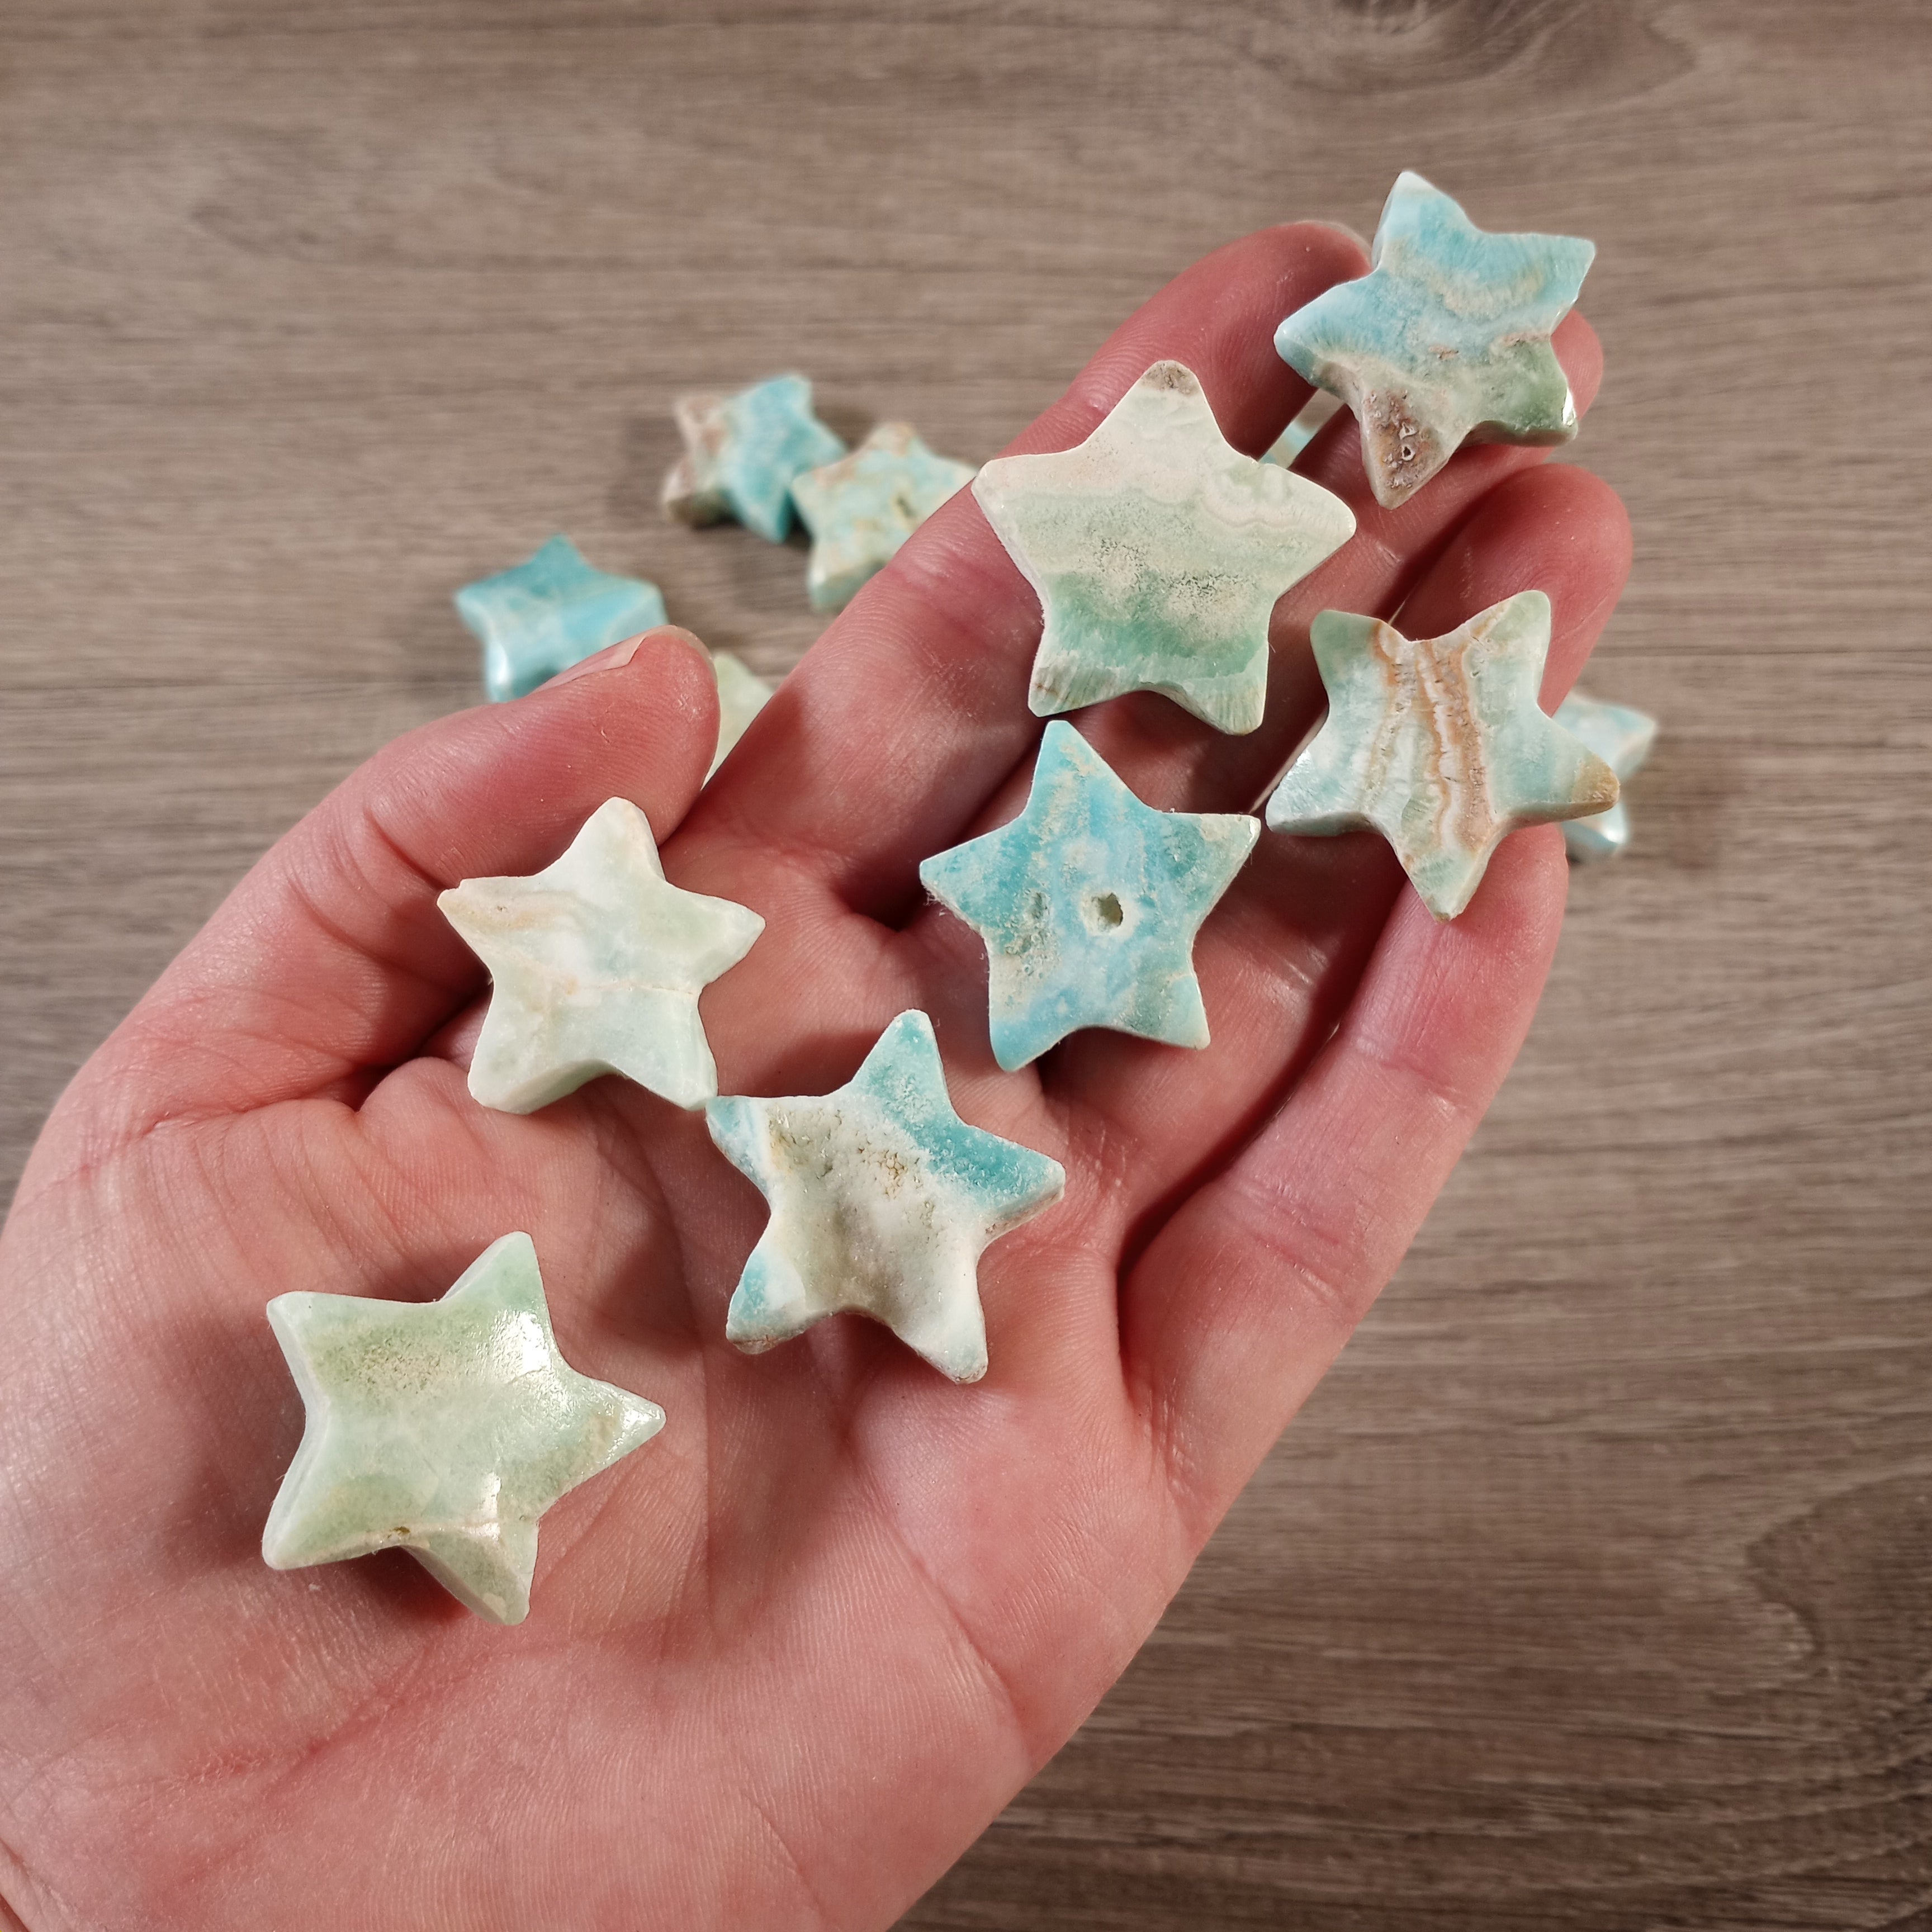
[685,222,1370,921]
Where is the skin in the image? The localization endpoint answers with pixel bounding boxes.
[0,223,1630,1932]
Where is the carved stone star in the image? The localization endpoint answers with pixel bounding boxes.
[661,373,846,543]
[1275,172,1595,509]
[921,722,1259,1070]
[789,422,977,611]
[1554,690,1658,861]
[262,1233,664,1626]
[454,536,667,702]
[705,1011,1065,1382]
[1266,590,1619,920]
[439,797,763,1113]
[973,360,1356,735]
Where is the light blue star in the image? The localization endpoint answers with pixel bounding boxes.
[920,722,1260,1071]
[1275,172,1595,508]
[1266,591,1619,920]
[661,373,846,543]
[789,423,976,612]
[706,1011,1065,1382]
[455,536,667,703]
[1554,690,1658,861]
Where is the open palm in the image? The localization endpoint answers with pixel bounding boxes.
[0,224,1628,1932]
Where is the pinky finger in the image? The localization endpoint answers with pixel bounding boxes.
[1121,823,1571,1544]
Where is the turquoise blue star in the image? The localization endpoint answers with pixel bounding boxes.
[661,373,846,543]
[1275,172,1595,508]
[455,536,666,702]
[789,423,976,612]
[706,1011,1064,1382]
[1554,690,1658,861]
[920,722,1260,1071]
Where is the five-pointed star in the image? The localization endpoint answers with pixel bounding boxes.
[973,359,1356,735]
[1554,689,1659,862]
[789,422,977,612]
[454,535,668,702]
[660,373,846,543]
[439,797,763,1114]
[705,1010,1066,1382]
[1266,590,1620,920]
[1275,171,1597,509]
[920,722,1260,1070]
[262,1233,664,1626]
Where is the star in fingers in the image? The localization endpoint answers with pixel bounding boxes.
[661,373,846,543]
[262,1233,664,1626]
[705,1011,1065,1383]
[1266,590,1620,920]
[789,423,976,612]
[439,797,763,1113]
[921,722,1259,1071]
[973,359,1356,735]
[454,536,667,702]
[1554,690,1658,861]
[1275,171,1595,509]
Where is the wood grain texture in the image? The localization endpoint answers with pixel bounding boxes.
[3,1,1929,1924]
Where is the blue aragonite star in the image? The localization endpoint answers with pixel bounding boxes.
[1266,591,1620,920]
[789,423,976,612]
[456,536,667,702]
[661,373,846,543]
[920,722,1259,1071]
[705,1011,1065,1382]
[1554,690,1658,861]
[1275,172,1596,509]
[262,1233,664,1626]
[973,360,1356,735]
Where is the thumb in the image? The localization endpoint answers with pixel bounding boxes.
[29,627,720,1194]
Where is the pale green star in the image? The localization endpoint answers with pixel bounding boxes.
[973,360,1355,735]
[262,1234,664,1626]
[1275,171,1595,508]
[1266,591,1620,920]
[921,722,1259,1069]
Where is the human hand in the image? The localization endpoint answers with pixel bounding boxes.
[0,221,1628,1931]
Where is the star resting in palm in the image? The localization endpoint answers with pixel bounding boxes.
[0,223,1630,1932]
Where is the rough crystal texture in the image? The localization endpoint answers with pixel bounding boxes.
[789,423,976,612]
[439,797,763,1113]
[705,1011,1065,1382]
[1266,591,1619,920]
[262,1233,664,1626]
[661,374,846,543]
[921,722,1258,1069]
[709,650,773,779]
[456,536,667,702]
[973,360,1355,735]
[1275,172,1595,508]
[1555,689,1658,860]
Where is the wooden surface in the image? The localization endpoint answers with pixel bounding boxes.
[3,2,1929,1924]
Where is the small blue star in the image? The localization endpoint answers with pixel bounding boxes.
[1276,172,1595,508]
[1554,690,1658,861]
[454,536,666,702]
[661,374,847,543]
[921,722,1260,1071]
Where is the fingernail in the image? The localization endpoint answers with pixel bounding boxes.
[542,625,709,690]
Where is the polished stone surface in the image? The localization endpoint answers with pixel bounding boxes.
[661,373,846,543]
[1266,590,1619,919]
[921,721,1259,1070]
[709,649,773,779]
[1263,390,1342,466]
[789,422,976,612]
[705,1010,1065,1382]
[262,1232,664,1626]
[455,535,668,702]
[1555,689,1658,861]
[973,360,1355,735]
[439,797,763,1112]
[1275,172,1595,508]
